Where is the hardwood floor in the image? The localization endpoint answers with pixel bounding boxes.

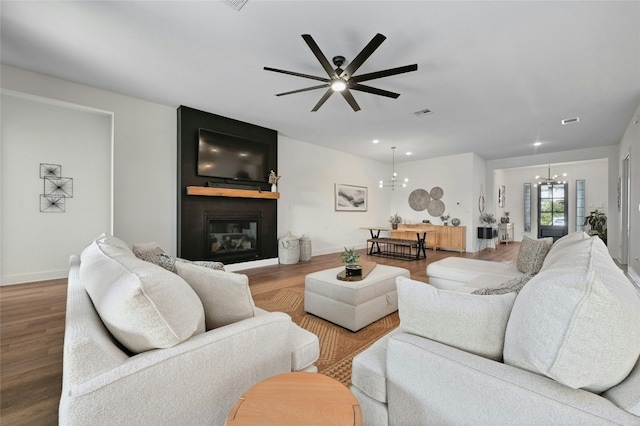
[0,242,520,425]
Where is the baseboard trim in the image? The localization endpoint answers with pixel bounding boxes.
[224,258,279,272]
[1,269,68,286]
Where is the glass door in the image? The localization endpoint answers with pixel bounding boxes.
[538,183,568,242]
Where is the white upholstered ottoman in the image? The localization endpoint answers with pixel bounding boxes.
[304,264,410,332]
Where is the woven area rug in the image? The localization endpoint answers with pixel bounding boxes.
[250,275,399,386]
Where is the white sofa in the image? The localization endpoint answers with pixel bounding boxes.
[426,234,554,292]
[59,234,319,425]
[351,232,640,425]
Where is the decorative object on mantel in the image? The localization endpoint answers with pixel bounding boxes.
[268,170,280,192]
[501,212,510,223]
[278,232,300,264]
[451,218,461,226]
[408,188,430,211]
[339,247,362,277]
[534,164,567,187]
[389,213,402,229]
[335,184,367,211]
[440,213,450,226]
[379,146,408,190]
[39,163,74,213]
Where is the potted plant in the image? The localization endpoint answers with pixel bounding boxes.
[339,247,362,277]
[584,209,607,245]
[480,213,497,226]
[389,213,402,230]
[478,213,497,239]
[440,213,450,226]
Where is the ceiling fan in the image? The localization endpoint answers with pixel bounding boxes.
[264,33,418,112]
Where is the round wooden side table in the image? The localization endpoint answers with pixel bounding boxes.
[225,372,362,425]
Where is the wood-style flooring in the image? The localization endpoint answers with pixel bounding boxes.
[0,242,520,425]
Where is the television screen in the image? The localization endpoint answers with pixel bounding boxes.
[197,129,269,181]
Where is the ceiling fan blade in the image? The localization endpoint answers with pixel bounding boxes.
[276,84,330,96]
[341,89,361,112]
[264,67,329,83]
[301,34,338,78]
[351,64,418,83]
[350,83,400,99]
[311,89,334,112]
[341,33,386,79]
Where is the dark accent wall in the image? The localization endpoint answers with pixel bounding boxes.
[177,106,278,262]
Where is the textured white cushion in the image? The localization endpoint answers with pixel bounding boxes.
[504,236,640,392]
[175,262,256,329]
[541,231,590,270]
[396,276,517,361]
[80,234,205,354]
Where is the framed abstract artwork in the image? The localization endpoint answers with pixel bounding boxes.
[335,184,367,212]
[498,185,506,208]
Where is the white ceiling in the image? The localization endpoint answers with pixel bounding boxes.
[1,1,639,164]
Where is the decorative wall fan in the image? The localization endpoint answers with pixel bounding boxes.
[264,34,418,112]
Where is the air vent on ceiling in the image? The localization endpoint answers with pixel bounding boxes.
[413,108,433,117]
[561,117,580,125]
[223,0,248,11]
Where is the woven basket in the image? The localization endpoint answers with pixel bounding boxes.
[299,235,312,261]
[278,232,300,264]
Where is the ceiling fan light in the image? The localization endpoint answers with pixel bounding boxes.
[331,80,346,92]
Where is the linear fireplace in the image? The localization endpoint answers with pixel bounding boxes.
[206,212,261,263]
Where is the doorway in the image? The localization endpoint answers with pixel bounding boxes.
[538,183,568,242]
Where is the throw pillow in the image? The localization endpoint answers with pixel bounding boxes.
[396,276,517,361]
[132,242,225,273]
[516,236,553,274]
[503,236,640,392]
[80,234,205,354]
[132,245,165,264]
[175,262,255,330]
[472,274,533,295]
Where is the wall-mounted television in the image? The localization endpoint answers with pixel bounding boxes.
[197,128,270,182]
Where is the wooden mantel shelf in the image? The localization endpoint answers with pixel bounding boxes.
[186,186,280,199]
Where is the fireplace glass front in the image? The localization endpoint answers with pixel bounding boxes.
[207,216,260,262]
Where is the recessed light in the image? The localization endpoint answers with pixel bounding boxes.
[533,142,542,147]
[406,152,412,156]
[561,117,580,125]
[372,139,379,144]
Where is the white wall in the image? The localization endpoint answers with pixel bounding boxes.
[1,65,177,283]
[1,91,112,284]
[618,103,640,286]
[392,152,482,252]
[278,136,391,254]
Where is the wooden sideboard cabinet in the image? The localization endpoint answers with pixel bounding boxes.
[392,224,466,252]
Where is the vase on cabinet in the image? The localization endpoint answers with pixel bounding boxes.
[271,184,277,192]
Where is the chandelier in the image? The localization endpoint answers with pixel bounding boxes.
[379,146,408,190]
[534,164,567,187]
